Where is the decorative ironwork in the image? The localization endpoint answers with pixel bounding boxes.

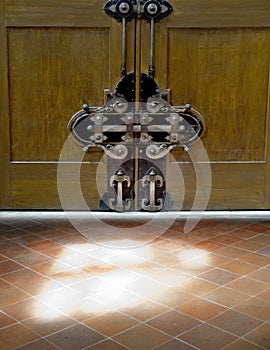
[68,0,206,212]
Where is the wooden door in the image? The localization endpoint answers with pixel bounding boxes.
[1,0,270,210]
[0,0,135,209]
[142,0,270,209]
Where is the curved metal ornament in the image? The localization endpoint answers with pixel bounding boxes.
[68,0,206,212]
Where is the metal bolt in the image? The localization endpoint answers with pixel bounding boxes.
[147,3,158,14]
[119,2,130,13]
[117,148,123,155]
[96,135,101,140]
[179,125,186,131]
[150,148,156,154]
[87,125,93,131]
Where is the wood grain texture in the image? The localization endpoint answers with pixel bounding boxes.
[168,28,270,162]
[10,163,102,209]
[5,0,109,27]
[168,0,270,28]
[0,0,11,208]
[8,27,109,161]
[167,162,265,210]
[1,0,270,209]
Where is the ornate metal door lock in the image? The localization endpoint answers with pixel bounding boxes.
[68,0,206,212]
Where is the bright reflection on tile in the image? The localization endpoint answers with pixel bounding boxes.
[176,247,210,263]
[33,242,212,320]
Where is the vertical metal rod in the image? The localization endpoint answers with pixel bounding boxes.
[121,17,126,76]
[149,18,155,77]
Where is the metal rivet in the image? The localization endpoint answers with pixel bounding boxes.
[179,125,186,131]
[119,2,130,13]
[147,3,158,14]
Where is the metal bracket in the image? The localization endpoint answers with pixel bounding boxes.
[109,168,132,211]
[141,168,163,211]
[104,0,173,23]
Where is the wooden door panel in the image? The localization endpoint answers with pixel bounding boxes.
[1,0,270,210]
[9,27,109,161]
[0,0,120,209]
[168,28,270,162]
[142,0,270,209]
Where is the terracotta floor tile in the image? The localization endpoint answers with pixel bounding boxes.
[149,287,195,308]
[198,268,239,285]
[0,254,8,263]
[223,339,265,350]
[46,324,105,350]
[0,323,39,350]
[31,260,71,276]
[0,311,17,328]
[174,246,208,262]
[204,286,250,307]
[84,311,138,336]
[2,268,59,295]
[42,246,73,259]
[154,339,197,350]
[209,309,262,336]
[244,323,270,349]
[235,297,270,320]
[14,252,52,267]
[257,288,270,301]
[147,310,201,336]
[227,277,269,296]
[123,276,167,298]
[2,246,34,259]
[257,246,270,256]
[2,297,53,321]
[189,229,220,240]
[152,252,180,267]
[27,240,63,252]
[177,297,227,321]
[152,240,183,252]
[205,253,233,267]
[149,269,190,288]
[231,240,266,252]
[178,323,237,350]
[240,253,270,266]
[248,268,270,283]
[11,234,46,245]
[0,278,10,290]
[246,223,270,233]
[22,309,77,336]
[173,260,212,276]
[214,246,249,259]
[193,240,224,251]
[222,260,258,275]
[15,339,59,350]
[178,277,218,296]
[247,234,270,245]
[113,324,170,350]
[210,234,241,245]
[0,285,30,308]
[0,260,23,275]
[167,233,203,246]
[85,339,128,350]
[120,299,169,322]
[1,215,270,350]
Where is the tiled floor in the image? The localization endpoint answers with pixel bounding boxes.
[0,213,270,349]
